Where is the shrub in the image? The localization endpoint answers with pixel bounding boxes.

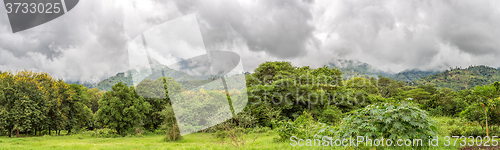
[94,128,118,138]
[338,102,437,147]
[449,126,462,136]
[154,129,166,135]
[318,105,343,126]
[275,111,327,141]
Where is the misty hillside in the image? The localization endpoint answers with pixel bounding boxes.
[328,60,393,79]
[85,63,195,91]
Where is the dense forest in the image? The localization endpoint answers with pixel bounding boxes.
[2,62,500,148]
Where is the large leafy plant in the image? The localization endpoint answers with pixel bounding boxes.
[338,102,437,144]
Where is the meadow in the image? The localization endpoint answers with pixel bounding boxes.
[0,117,478,150]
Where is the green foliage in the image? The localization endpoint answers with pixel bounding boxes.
[460,84,500,134]
[338,102,437,145]
[94,82,151,135]
[0,70,94,137]
[413,65,500,91]
[345,77,379,95]
[159,104,181,141]
[275,111,326,141]
[87,88,103,114]
[377,76,406,98]
[67,84,92,134]
[318,105,343,126]
[92,128,118,138]
[135,77,180,131]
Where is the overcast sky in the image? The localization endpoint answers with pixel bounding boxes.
[1,0,500,83]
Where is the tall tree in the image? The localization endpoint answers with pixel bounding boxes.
[94,82,151,135]
[66,84,92,134]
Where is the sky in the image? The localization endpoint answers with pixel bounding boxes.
[1,0,500,83]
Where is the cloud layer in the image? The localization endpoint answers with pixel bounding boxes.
[1,0,500,82]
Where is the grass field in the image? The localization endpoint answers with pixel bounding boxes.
[0,117,482,149]
[0,132,465,150]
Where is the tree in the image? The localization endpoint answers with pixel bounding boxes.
[87,88,103,114]
[468,85,500,136]
[94,82,151,135]
[345,77,379,95]
[135,77,180,130]
[0,71,47,137]
[66,84,92,134]
[406,88,431,104]
[252,61,297,85]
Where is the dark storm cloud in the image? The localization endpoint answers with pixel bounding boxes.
[434,1,500,56]
[312,0,500,72]
[2,0,500,82]
[0,0,132,82]
[172,0,316,58]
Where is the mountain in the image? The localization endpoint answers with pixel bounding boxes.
[392,69,440,82]
[412,65,500,91]
[84,72,134,91]
[83,59,197,91]
[328,60,394,79]
[83,52,244,91]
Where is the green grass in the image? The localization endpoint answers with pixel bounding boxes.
[0,132,466,150]
[0,117,484,150]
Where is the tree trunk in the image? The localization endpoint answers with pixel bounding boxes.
[38,128,41,136]
[8,128,12,137]
[16,129,19,138]
[49,127,51,136]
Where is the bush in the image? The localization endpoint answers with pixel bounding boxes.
[338,102,437,147]
[94,128,118,138]
[449,126,462,136]
[318,105,343,126]
[154,129,166,135]
[275,111,328,141]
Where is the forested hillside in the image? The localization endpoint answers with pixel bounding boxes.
[391,69,440,82]
[412,65,500,91]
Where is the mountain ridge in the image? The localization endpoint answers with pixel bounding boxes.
[77,60,500,92]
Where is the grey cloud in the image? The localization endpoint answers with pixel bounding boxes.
[2,0,500,82]
[313,0,500,72]
[173,0,316,58]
